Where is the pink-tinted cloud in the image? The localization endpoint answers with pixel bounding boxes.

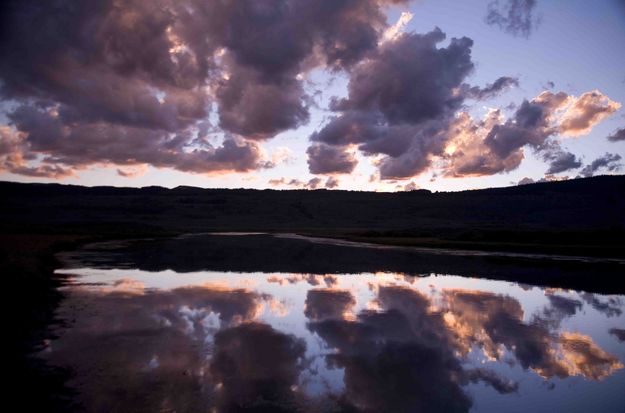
[559,91,621,136]
[442,90,619,177]
[0,0,411,178]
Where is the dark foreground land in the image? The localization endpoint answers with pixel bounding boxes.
[2,175,625,256]
[2,175,625,411]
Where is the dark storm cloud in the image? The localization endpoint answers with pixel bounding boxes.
[607,127,625,142]
[0,0,212,129]
[200,0,411,141]
[0,0,410,177]
[485,0,539,37]
[215,60,310,140]
[6,105,266,173]
[309,28,476,178]
[330,28,472,123]
[579,153,623,177]
[202,0,406,76]
[307,143,358,174]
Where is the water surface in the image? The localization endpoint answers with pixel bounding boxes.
[46,234,625,412]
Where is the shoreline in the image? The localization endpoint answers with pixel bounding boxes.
[279,232,625,264]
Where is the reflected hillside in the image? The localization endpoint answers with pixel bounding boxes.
[61,233,625,294]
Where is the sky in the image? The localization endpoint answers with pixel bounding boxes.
[0,0,624,191]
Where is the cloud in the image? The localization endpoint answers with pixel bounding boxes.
[1,0,619,182]
[214,57,310,140]
[0,126,74,178]
[5,105,268,174]
[541,145,582,174]
[466,76,519,100]
[308,28,618,180]
[465,368,519,394]
[443,90,619,177]
[579,153,622,177]
[325,176,340,188]
[381,11,414,43]
[0,0,410,178]
[305,177,323,189]
[116,165,149,178]
[310,28,476,179]
[403,181,419,191]
[516,174,570,185]
[485,0,540,37]
[610,328,625,342]
[518,177,536,185]
[607,127,625,142]
[559,91,621,136]
[268,177,304,187]
[443,110,526,177]
[267,176,340,189]
[307,143,358,174]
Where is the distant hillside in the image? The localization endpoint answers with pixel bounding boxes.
[1,175,624,257]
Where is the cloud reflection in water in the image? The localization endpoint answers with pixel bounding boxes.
[44,270,625,412]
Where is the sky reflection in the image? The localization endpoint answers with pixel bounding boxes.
[47,266,625,412]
